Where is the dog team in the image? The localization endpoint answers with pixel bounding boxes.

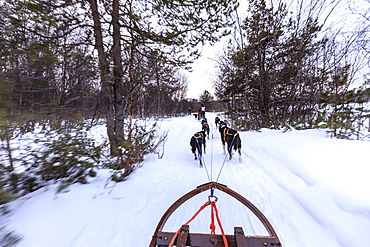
[190,116,242,166]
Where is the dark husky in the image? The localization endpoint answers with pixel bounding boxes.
[219,122,241,159]
[201,118,210,139]
[215,116,221,127]
[190,130,206,166]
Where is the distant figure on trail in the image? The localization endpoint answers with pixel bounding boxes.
[200,104,206,119]
[188,108,192,115]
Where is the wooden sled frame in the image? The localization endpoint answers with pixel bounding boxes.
[149,182,281,247]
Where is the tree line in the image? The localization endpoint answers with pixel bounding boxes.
[0,0,238,213]
[214,0,370,137]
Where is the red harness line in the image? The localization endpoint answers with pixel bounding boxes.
[168,200,228,247]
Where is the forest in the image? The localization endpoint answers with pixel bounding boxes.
[1,0,370,228]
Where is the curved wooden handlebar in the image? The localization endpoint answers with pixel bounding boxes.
[149,182,280,247]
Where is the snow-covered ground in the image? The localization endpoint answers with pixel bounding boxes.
[2,112,370,247]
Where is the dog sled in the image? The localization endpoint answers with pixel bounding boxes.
[149,182,281,247]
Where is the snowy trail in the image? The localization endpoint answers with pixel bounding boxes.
[238,128,370,247]
[3,112,370,247]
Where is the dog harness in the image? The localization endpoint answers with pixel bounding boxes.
[194,132,204,139]
[222,128,238,143]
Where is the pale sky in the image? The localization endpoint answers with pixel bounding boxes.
[185,43,220,99]
[185,0,248,99]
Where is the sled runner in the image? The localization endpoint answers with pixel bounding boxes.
[149,182,281,247]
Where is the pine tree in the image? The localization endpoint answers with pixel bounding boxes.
[216,0,326,130]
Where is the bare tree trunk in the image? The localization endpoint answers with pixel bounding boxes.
[5,137,14,171]
[235,9,254,128]
[112,0,126,144]
[128,43,134,139]
[88,0,116,154]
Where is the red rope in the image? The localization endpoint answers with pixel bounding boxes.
[211,201,228,247]
[168,200,228,247]
[210,202,216,234]
[168,201,211,247]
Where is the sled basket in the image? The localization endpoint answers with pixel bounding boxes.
[149,182,281,247]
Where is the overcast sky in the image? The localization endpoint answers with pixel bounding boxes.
[185,44,219,99]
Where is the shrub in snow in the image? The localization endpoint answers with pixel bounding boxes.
[107,122,167,182]
[0,226,22,247]
[32,125,106,192]
[0,120,108,195]
[317,87,370,140]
